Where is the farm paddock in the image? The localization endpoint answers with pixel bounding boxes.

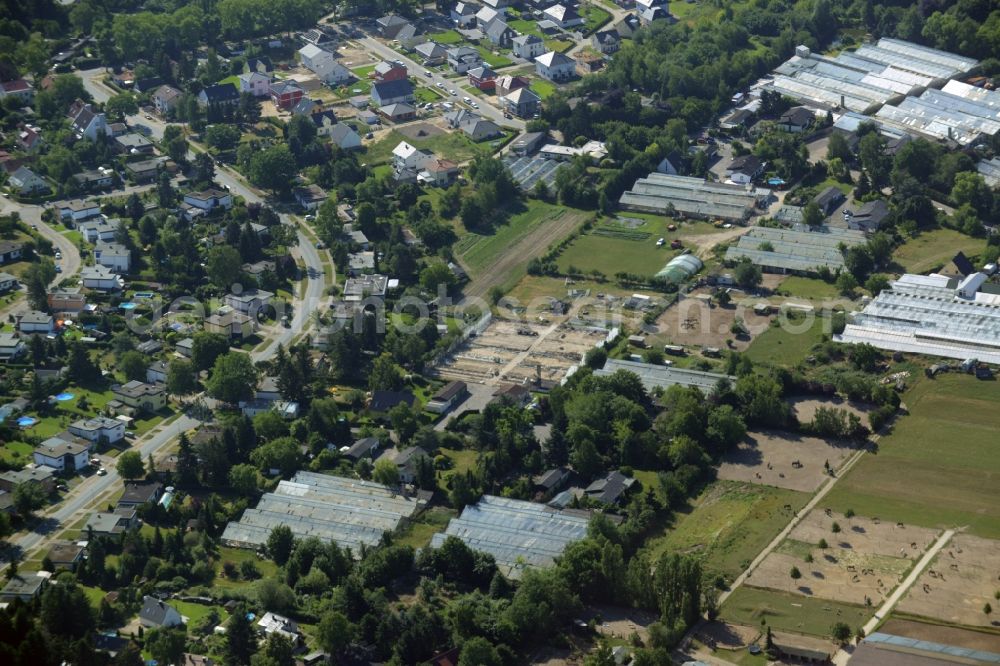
[716,429,857,493]
[787,395,874,423]
[651,288,774,351]
[898,534,1000,629]
[435,317,607,386]
[747,511,939,606]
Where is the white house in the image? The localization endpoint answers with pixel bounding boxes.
[79,217,120,243]
[447,46,483,73]
[183,189,233,211]
[68,101,107,141]
[451,1,480,26]
[298,44,352,84]
[146,359,170,384]
[225,289,274,315]
[68,417,125,445]
[94,241,131,273]
[17,311,54,334]
[535,51,576,81]
[58,199,101,222]
[81,265,123,291]
[8,166,47,195]
[238,71,271,97]
[512,34,546,60]
[544,4,584,28]
[392,141,433,171]
[476,6,500,28]
[34,436,90,473]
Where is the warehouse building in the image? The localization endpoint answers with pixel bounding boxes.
[619,173,767,222]
[429,495,591,579]
[725,225,867,274]
[875,92,1000,145]
[837,273,1000,364]
[977,156,1000,187]
[221,471,430,552]
[596,358,734,393]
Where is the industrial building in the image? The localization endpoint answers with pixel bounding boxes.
[221,471,430,552]
[765,39,978,114]
[619,173,767,222]
[977,156,1000,187]
[596,358,734,393]
[837,273,1000,364]
[429,495,591,579]
[725,225,867,274]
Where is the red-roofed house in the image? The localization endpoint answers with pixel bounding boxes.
[0,79,33,104]
[468,65,496,91]
[269,80,304,110]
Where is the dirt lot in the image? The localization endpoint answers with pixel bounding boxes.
[716,430,856,493]
[436,317,607,386]
[748,511,939,606]
[788,396,874,423]
[879,618,1000,652]
[695,621,761,650]
[898,533,1000,628]
[580,605,657,644]
[398,120,446,140]
[335,44,379,68]
[651,289,775,352]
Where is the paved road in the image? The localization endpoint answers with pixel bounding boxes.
[0,198,81,289]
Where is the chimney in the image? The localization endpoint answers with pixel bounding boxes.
[840,95,845,108]
[948,126,953,140]
[795,45,811,58]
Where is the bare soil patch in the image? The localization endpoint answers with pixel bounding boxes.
[788,395,874,423]
[879,618,1000,652]
[748,511,938,606]
[898,533,1000,629]
[717,430,856,493]
[581,605,657,644]
[651,289,774,352]
[694,621,760,650]
[398,121,446,140]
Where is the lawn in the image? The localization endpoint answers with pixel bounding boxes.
[213,547,279,590]
[172,600,224,625]
[365,129,492,166]
[823,373,1000,539]
[438,447,479,478]
[395,506,456,549]
[544,39,575,53]
[530,77,558,99]
[475,46,513,68]
[508,19,543,39]
[744,313,832,365]
[351,64,376,78]
[335,77,371,98]
[430,30,464,44]
[581,4,613,34]
[456,200,568,276]
[414,87,443,103]
[776,275,843,301]
[0,440,34,466]
[720,586,870,638]
[643,481,809,583]
[556,232,677,278]
[892,228,986,274]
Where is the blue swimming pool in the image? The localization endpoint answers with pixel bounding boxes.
[120,302,137,310]
[16,416,36,427]
[55,392,75,401]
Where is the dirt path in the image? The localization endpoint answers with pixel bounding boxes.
[458,210,589,304]
[688,225,749,259]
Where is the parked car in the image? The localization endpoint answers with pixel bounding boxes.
[96,467,107,476]
[656,237,665,247]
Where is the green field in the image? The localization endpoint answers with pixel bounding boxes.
[720,586,870,638]
[172,600,224,625]
[893,228,986,274]
[508,19,543,38]
[556,232,676,277]
[745,313,831,365]
[365,129,492,166]
[456,200,571,277]
[544,39,575,53]
[213,547,279,590]
[0,440,34,466]
[644,481,808,582]
[476,46,513,68]
[395,506,456,549]
[530,77,558,99]
[777,276,844,302]
[430,30,464,44]
[823,373,1000,538]
[581,5,613,34]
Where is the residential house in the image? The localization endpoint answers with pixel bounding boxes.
[813,185,846,216]
[725,154,765,184]
[270,80,304,110]
[374,61,408,82]
[204,305,255,338]
[136,339,163,354]
[113,132,154,155]
[584,470,636,505]
[197,84,240,108]
[310,109,338,136]
[468,65,497,91]
[500,86,541,118]
[377,14,411,38]
[0,240,25,264]
[512,34,546,60]
[255,376,282,401]
[245,56,273,74]
[68,101,107,141]
[81,265,122,291]
[94,240,131,272]
[175,337,194,357]
[484,19,516,47]
[451,2,480,26]
[59,199,101,222]
[544,4,584,28]
[376,445,428,484]
[34,436,91,472]
[482,0,509,8]
[68,416,125,445]
[447,46,483,74]
[301,27,335,47]
[656,150,683,175]
[348,251,375,271]
[292,97,319,116]
[17,310,54,334]
[146,360,169,384]
[415,42,448,65]
[426,381,468,414]
[257,612,302,644]
[86,508,139,537]
[183,188,233,211]
[16,124,42,152]
[113,380,167,412]
[328,123,363,150]
[613,12,642,37]
[512,131,547,155]
[447,111,501,141]
[72,168,115,191]
[476,6,500,28]
[8,166,47,194]
[393,141,432,172]
[238,71,271,97]
[638,5,670,24]
[492,383,531,407]
[576,51,605,75]
[343,224,370,249]
[342,436,381,461]
[592,29,621,54]
[111,69,135,88]
[496,74,530,98]
[47,542,85,571]
[225,288,273,314]
[533,467,571,497]
[118,481,164,510]
[134,76,165,93]
[0,78,33,103]
[125,156,168,183]
[294,184,327,210]
[0,575,46,601]
[378,102,416,122]
[343,273,389,301]
[0,467,55,494]
[535,51,576,82]
[140,596,184,628]
[847,199,891,232]
[418,159,461,186]
[78,217,120,242]
[0,273,16,294]
[299,45,353,85]
[777,106,815,133]
[371,79,415,107]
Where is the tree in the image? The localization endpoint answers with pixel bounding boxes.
[207,245,243,289]
[162,125,188,163]
[24,260,56,310]
[802,201,824,227]
[859,132,889,188]
[317,610,352,657]
[460,638,502,666]
[229,463,260,495]
[146,628,186,666]
[167,360,198,395]
[256,578,296,614]
[192,332,230,371]
[836,271,858,295]
[40,578,95,639]
[419,262,457,294]
[733,260,762,290]
[831,621,852,644]
[106,93,139,119]
[157,171,175,207]
[790,566,801,579]
[369,353,403,392]
[373,458,400,486]
[207,352,260,404]
[985,603,993,616]
[249,144,297,195]
[205,124,242,151]
[389,403,419,443]
[952,172,993,216]
[116,450,145,481]
[267,525,295,565]
[119,351,147,381]
[13,482,47,517]
[68,342,100,384]
[224,603,256,666]
[826,131,852,163]
[252,633,295,666]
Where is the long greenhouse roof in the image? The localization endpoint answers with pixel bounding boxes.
[596,358,734,392]
[619,173,760,221]
[725,225,866,272]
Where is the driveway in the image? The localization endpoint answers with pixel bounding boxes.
[433,382,496,430]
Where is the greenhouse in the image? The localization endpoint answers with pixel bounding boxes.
[655,253,704,282]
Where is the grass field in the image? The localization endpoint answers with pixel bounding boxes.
[364,129,491,166]
[581,5,613,33]
[395,506,456,549]
[544,39,575,53]
[823,373,1000,538]
[530,77,558,99]
[457,200,567,276]
[213,547,279,591]
[644,481,809,582]
[745,314,831,365]
[893,228,986,274]
[430,30,464,44]
[508,18,543,38]
[476,46,513,68]
[720,586,870,638]
[557,232,675,277]
[172,599,224,625]
[777,276,844,302]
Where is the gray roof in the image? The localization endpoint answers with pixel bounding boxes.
[596,358,735,392]
[584,471,635,504]
[140,595,179,626]
[725,224,867,273]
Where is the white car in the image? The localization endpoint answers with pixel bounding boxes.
[96,467,107,476]
[656,238,665,247]
[471,102,479,109]
[55,251,62,259]
[463,96,472,104]
[450,89,457,96]
[436,81,444,88]
[425,70,432,76]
